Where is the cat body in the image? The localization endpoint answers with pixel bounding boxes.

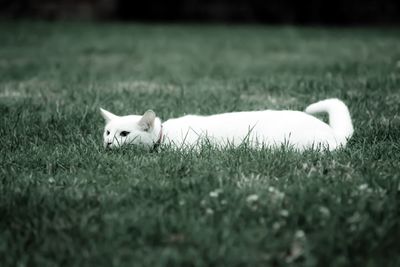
[100,98,353,151]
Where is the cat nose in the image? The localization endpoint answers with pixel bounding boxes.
[106,142,112,148]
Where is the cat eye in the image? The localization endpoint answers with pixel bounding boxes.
[106,130,110,135]
[120,131,130,137]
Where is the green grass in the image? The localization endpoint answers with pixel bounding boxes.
[1,21,400,267]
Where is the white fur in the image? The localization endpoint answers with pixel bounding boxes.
[100,98,353,151]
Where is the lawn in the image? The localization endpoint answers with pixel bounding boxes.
[0,21,400,267]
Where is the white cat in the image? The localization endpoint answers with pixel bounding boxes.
[100,98,353,151]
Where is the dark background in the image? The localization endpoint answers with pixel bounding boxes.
[1,0,400,25]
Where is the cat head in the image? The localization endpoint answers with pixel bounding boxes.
[100,108,161,149]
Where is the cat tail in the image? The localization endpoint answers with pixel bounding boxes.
[305,98,354,146]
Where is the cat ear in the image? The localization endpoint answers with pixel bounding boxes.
[138,110,156,131]
[100,108,118,123]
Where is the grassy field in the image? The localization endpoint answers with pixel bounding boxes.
[1,21,400,267]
